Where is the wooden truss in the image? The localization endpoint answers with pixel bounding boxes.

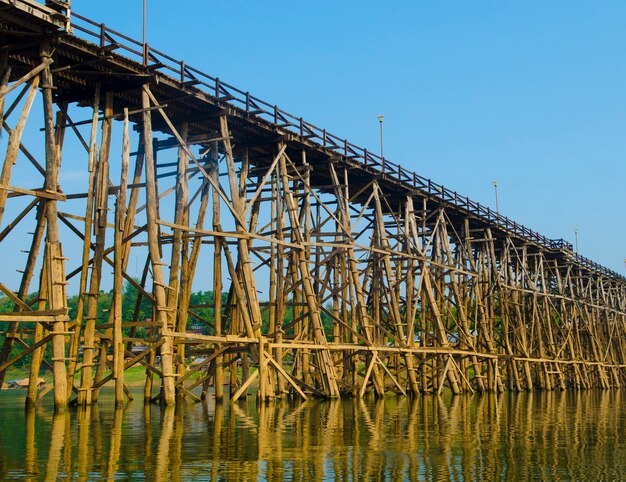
[0,6,624,410]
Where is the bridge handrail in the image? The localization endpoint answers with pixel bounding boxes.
[66,12,624,282]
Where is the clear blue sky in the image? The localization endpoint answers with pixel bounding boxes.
[76,1,626,274]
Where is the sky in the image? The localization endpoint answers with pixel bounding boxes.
[72,1,626,274]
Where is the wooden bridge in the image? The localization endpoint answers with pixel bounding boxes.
[0,0,624,409]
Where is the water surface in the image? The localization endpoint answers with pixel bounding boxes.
[0,389,624,480]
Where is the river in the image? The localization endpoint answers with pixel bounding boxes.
[0,389,624,480]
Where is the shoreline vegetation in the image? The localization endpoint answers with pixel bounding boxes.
[1,365,216,390]
[0,282,334,393]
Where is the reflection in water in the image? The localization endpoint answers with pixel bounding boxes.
[154,405,173,480]
[106,406,123,480]
[76,405,91,481]
[24,407,37,480]
[0,390,625,480]
[43,410,66,482]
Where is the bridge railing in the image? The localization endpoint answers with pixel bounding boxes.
[68,12,622,281]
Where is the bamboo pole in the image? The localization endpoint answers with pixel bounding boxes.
[112,109,130,405]
[167,122,189,387]
[78,91,113,406]
[40,46,68,410]
[65,84,100,399]
[211,141,225,402]
[0,76,39,227]
[141,85,176,405]
[277,151,339,397]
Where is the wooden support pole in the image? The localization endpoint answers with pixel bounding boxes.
[112,109,130,405]
[279,150,339,398]
[142,85,176,405]
[0,82,46,388]
[25,268,49,407]
[78,90,112,406]
[328,164,383,397]
[167,121,189,391]
[211,141,225,402]
[0,76,40,227]
[66,84,100,398]
[40,45,68,410]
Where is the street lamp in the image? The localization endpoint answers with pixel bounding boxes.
[143,0,147,47]
[574,229,579,253]
[378,114,384,161]
[492,180,499,214]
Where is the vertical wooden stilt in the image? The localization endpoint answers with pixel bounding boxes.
[78,90,112,406]
[210,142,225,402]
[26,260,49,408]
[40,45,68,410]
[112,109,130,406]
[142,86,176,405]
[167,122,189,393]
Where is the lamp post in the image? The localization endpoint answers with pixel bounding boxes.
[574,229,579,253]
[143,0,147,47]
[492,180,499,214]
[378,114,385,158]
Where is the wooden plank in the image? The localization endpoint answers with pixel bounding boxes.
[0,310,67,322]
[264,350,308,400]
[156,219,302,250]
[0,334,53,373]
[0,185,66,201]
[0,58,51,98]
[229,369,259,403]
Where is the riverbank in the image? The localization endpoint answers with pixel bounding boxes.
[1,366,203,390]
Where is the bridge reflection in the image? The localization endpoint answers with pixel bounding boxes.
[9,389,624,480]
